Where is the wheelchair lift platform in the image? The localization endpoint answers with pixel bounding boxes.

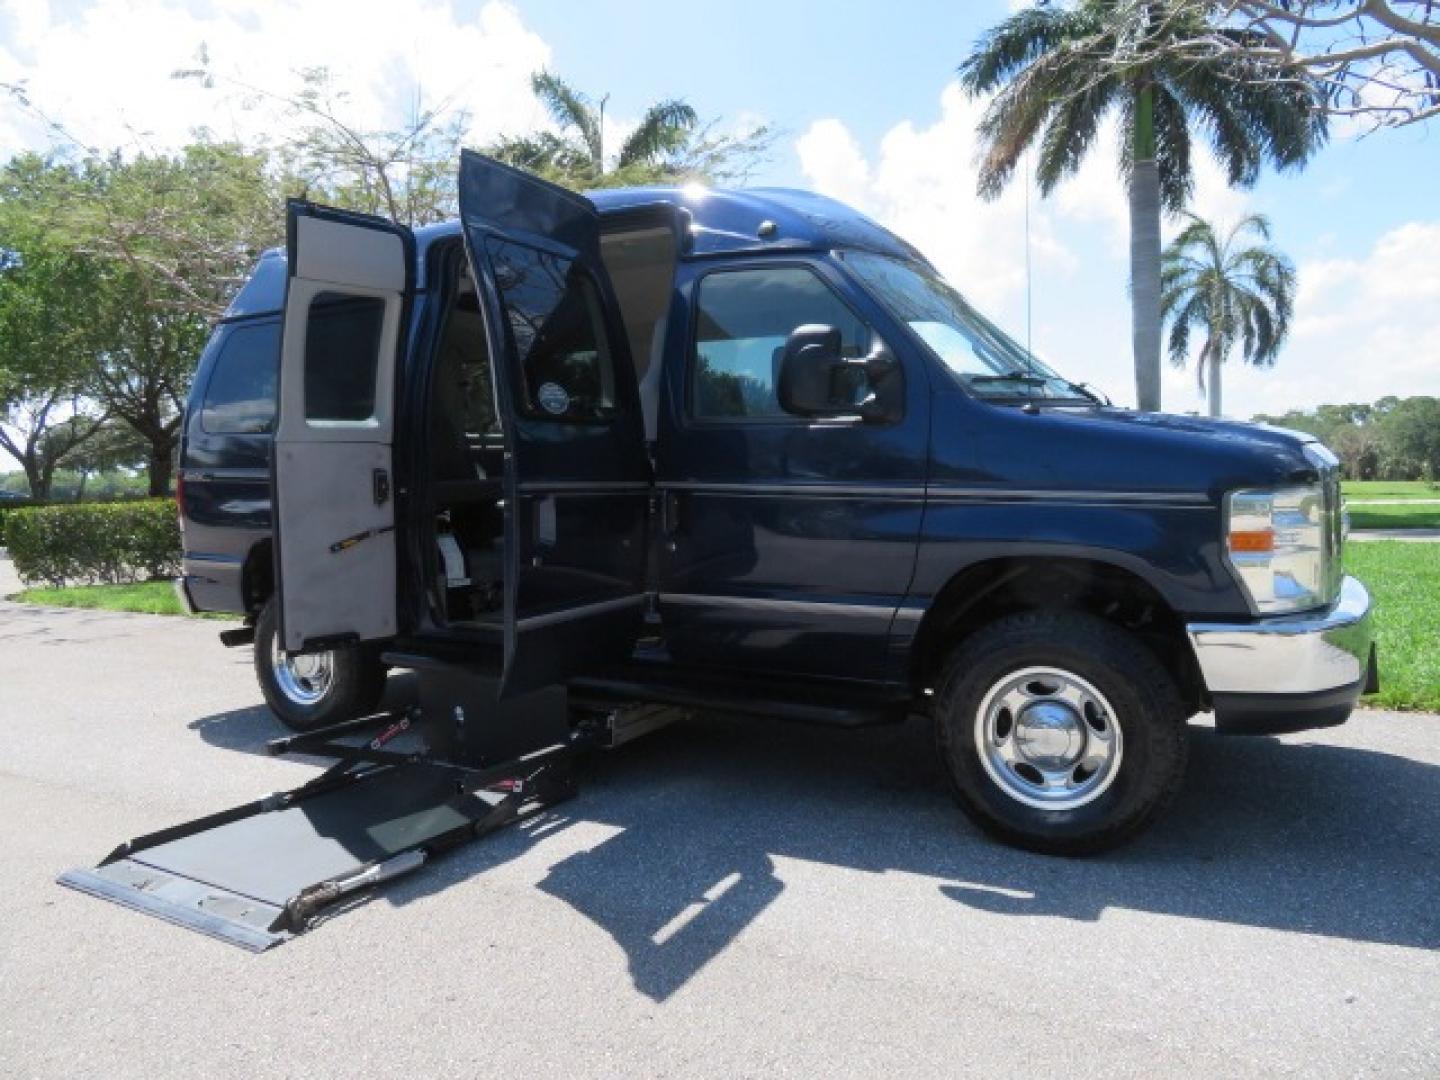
[58,664,585,951]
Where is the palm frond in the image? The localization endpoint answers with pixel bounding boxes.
[1149,83,1193,213]
[616,99,697,168]
[531,71,602,168]
[958,4,1099,96]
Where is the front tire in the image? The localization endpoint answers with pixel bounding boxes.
[934,611,1188,855]
[253,599,387,732]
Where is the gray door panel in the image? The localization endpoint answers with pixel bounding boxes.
[274,202,413,651]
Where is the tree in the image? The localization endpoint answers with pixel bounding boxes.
[0,156,108,499]
[958,0,1326,411]
[64,144,282,495]
[62,420,148,502]
[1160,211,1295,416]
[1377,396,1440,479]
[1159,2,1440,130]
[1252,397,1440,480]
[488,72,774,189]
[170,60,470,226]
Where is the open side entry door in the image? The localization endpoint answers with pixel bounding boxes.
[53,176,651,953]
[457,151,652,697]
[274,202,414,652]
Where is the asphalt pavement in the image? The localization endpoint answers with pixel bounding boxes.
[0,596,1436,1078]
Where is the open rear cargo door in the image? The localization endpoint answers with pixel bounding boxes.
[273,202,414,652]
[457,152,652,697]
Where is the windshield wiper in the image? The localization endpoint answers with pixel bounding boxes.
[968,373,1048,386]
[1065,380,1110,405]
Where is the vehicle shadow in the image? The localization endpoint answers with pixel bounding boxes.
[186,696,1439,1000]
[186,672,422,760]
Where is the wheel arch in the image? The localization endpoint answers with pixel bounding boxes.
[907,552,1206,714]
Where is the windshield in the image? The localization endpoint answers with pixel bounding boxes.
[842,251,1097,403]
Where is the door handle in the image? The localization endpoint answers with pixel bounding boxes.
[373,468,391,506]
[662,490,686,534]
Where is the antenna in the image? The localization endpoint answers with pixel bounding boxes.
[1024,148,1033,358]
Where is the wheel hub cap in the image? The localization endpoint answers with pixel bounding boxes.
[974,666,1124,811]
[1014,701,1085,770]
[271,639,336,706]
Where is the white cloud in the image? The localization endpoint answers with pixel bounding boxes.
[797,82,1072,317]
[0,0,551,155]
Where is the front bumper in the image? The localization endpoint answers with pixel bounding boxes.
[1187,575,1378,735]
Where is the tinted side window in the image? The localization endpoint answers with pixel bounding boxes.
[692,266,869,420]
[304,293,385,422]
[201,322,280,434]
[487,238,615,422]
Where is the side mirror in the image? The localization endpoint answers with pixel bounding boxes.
[778,324,899,420]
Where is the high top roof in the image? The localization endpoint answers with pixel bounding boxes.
[225,185,927,319]
[586,185,926,262]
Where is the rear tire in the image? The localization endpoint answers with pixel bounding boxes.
[934,611,1188,856]
[253,599,387,733]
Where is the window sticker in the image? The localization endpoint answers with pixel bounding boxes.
[537,381,570,416]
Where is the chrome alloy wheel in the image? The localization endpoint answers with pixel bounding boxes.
[270,639,336,706]
[974,666,1124,810]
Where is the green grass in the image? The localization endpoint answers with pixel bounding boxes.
[1343,480,1439,501]
[1348,504,1440,530]
[1346,542,1440,712]
[16,580,231,619]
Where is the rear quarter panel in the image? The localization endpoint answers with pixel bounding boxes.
[178,317,277,614]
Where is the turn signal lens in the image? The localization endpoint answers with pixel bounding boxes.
[1228,529,1274,554]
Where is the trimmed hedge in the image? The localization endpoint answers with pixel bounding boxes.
[0,498,42,539]
[4,500,181,587]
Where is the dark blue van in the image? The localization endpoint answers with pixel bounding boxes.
[176,152,1376,853]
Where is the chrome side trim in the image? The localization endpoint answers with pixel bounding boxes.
[182,552,243,565]
[177,467,269,482]
[658,593,897,619]
[1187,575,1374,695]
[925,487,1211,506]
[656,481,924,500]
[516,481,650,494]
[516,593,646,631]
[655,481,1209,506]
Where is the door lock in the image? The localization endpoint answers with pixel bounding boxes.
[373,468,391,506]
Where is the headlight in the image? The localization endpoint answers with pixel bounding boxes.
[1224,484,1329,614]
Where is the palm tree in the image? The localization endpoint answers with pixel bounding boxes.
[1160,211,1294,417]
[959,0,1325,411]
[491,72,697,188]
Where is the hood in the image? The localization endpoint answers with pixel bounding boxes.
[950,401,1329,501]
[1070,408,1318,452]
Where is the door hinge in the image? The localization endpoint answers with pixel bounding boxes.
[373,468,391,506]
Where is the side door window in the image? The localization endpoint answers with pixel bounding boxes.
[691,266,872,421]
[488,238,616,422]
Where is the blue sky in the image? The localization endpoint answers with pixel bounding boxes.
[3,0,1437,417]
